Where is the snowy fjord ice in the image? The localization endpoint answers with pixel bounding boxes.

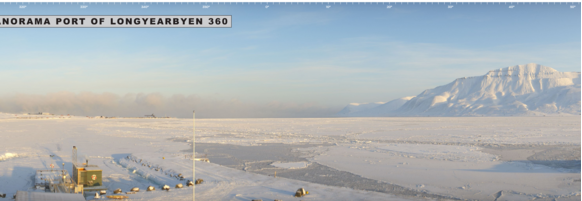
[0,114,578,200]
[270,161,310,169]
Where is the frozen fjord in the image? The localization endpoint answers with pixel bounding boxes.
[0,115,579,200]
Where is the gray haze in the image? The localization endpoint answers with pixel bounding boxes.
[0,92,340,118]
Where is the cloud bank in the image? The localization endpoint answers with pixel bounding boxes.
[0,92,340,118]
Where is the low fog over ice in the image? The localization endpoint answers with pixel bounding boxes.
[0,92,339,118]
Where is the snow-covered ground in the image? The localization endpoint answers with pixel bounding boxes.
[0,114,579,200]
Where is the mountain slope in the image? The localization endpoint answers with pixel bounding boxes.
[339,63,581,117]
[342,96,415,117]
[337,102,385,116]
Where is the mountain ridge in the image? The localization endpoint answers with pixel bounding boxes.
[339,63,581,117]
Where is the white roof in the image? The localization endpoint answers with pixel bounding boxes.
[15,191,85,201]
[84,167,101,171]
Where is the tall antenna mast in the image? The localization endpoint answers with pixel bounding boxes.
[192,110,196,201]
[72,146,77,166]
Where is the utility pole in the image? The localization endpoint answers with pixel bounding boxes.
[192,110,196,201]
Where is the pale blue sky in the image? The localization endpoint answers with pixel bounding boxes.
[0,3,579,117]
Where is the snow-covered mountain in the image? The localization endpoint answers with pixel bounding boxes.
[339,63,581,117]
[336,102,385,116]
[343,96,415,116]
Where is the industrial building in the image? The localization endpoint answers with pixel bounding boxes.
[34,169,74,193]
[16,146,107,200]
[71,146,106,191]
[72,165,102,187]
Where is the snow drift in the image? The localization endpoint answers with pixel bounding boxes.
[339,63,581,116]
